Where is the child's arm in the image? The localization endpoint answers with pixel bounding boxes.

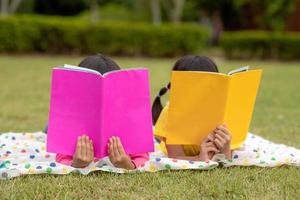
[56,154,73,166]
[166,145,202,161]
[166,134,219,161]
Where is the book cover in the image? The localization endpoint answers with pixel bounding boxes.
[46,66,154,158]
[155,68,262,149]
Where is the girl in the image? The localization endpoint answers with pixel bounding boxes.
[46,54,149,169]
[152,55,232,162]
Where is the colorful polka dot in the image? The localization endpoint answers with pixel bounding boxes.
[62,167,68,173]
[155,158,161,162]
[35,149,40,153]
[271,157,276,161]
[172,159,178,162]
[198,165,204,168]
[11,136,16,140]
[36,166,42,169]
[50,162,56,167]
[21,149,26,153]
[188,160,194,164]
[45,154,50,159]
[29,155,35,159]
[6,151,11,154]
[1,172,8,178]
[165,164,171,169]
[25,163,31,169]
[46,167,52,173]
[149,165,157,172]
[182,165,188,169]
[233,155,239,159]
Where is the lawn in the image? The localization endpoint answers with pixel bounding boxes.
[0,55,300,199]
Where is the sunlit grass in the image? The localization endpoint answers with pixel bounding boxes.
[0,55,299,199]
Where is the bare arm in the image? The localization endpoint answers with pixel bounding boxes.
[166,144,200,161]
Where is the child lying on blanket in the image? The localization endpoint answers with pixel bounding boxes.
[45,54,149,169]
[152,55,232,162]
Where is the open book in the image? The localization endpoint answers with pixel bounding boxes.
[154,67,262,149]
[46,65,154,158]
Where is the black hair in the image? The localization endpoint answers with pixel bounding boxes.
[78,53,120,74]
[152,55,219,125]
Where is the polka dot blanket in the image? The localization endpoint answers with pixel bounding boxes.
[0,132,299,179]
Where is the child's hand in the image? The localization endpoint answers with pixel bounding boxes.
[108,136,135,170]
[199,134,219,162]
[213,124,232,159]
[72,135,94,168]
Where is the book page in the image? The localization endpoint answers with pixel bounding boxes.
[228,66,249,75]
[223,70,262,149]
[166,71,230,145]
[99,69,154,157]
[63,64,101,75]
[47,69,103,156]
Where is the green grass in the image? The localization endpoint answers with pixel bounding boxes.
[0,55,300,199]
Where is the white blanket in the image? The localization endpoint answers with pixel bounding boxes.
[0,132,299,179]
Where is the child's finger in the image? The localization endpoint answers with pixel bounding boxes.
[112,136,120,157]
[81,135,87,158]
[207,134,215,142]
[214,138,223,149]
[86,137,93,159]
[108,138,115,158]
[89,139,94,157]
[215,132,226,144]
[84,136,90,158]
[216,130,231,142]
[75,136,82,157]
[116,137,126,155]
[79,136,85,157]
[217,125,230,136]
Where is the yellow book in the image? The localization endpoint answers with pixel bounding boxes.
[154,67,262,149]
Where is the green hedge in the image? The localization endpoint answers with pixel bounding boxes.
[221,31,300,60]
[0,15,209,57]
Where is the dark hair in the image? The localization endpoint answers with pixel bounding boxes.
[78,53,120,74]
[152,55,219,125]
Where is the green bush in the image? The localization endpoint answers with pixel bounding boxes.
[0,15,209,57]
[221,31,300,60]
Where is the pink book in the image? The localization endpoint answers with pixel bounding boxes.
[46,65,154,158]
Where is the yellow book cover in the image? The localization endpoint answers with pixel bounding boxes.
[154,67,262,149]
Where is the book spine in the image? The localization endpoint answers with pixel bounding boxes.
[222,77,232,124]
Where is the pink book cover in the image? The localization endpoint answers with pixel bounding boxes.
[46,66,154,158]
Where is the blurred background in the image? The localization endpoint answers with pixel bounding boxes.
[0,0,300,60]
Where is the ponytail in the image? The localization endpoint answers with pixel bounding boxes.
[152,83,170,125]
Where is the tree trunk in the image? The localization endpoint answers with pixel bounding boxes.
[90,0,99,24]
[9,0,22,14]
[210,10,223,45]
[171,0,185,23]
[151,0,161,26]
[1,0,9,16]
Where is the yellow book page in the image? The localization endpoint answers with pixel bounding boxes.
[224,70,262,149]
[166,71,230,144]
